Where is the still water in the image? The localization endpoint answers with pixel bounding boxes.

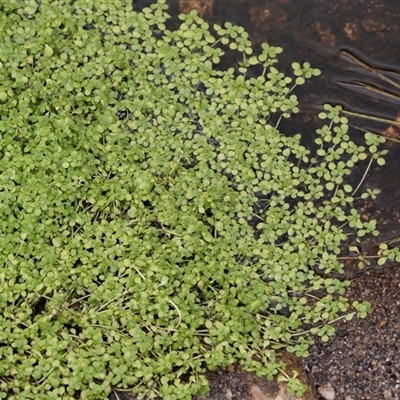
[134,0,400,231]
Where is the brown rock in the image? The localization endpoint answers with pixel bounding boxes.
[315,22,336,47]
[178,0,213,19]
[318,383,335,400]
[343,22,358,40]
[362,19,386,33]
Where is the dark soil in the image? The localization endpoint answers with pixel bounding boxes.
[303,141,400,400]
[304,265,400,400]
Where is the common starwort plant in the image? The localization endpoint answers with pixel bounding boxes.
[0,1,398,399]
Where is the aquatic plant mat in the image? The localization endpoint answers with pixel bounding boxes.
[1,1,399,399]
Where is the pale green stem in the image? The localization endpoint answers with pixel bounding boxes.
[351,157,373,196]
[342,109,400,127]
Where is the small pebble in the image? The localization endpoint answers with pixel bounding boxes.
[318,382,335,400]
[384,389,393,399]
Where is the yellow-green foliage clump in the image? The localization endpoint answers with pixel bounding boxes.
[0,0,397,399]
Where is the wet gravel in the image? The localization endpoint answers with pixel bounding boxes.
[303,266,400,400]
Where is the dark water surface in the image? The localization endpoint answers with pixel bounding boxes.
[134,0,400,230]
[135,0,400,123]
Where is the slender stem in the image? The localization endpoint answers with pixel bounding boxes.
[350,124,400,144]
[277,367,290,380]
[287,83,297,94]
[342,109,400,127]
[113,390,121,400]
[275,114,282,129]
[352,157,373,196]
[35,367,55,385]
[337,255,380,260]
[167,299,182,329]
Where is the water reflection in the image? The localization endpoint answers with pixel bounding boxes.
[134,0,400,128]
[133,0,400,226]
